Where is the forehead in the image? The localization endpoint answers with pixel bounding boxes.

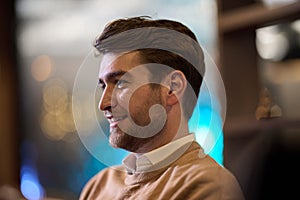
[99,51,143,78]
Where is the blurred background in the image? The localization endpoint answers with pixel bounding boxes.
[1,0,300,199]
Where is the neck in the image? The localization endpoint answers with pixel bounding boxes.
[134,112,189,154]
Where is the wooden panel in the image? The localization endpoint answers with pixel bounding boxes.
[218,0,255,11]
[219,28,260,120]
[0,0,20,187]
[219,1,300,33]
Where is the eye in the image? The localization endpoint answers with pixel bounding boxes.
[116,79,129,89]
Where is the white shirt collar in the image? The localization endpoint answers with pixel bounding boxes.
[122,134,196,173]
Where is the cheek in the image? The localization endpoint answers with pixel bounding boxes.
[126,87,149,109]
[116,86,157,112]
[131,87,159,110]
[115,89,133,109]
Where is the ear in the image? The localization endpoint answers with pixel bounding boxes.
[166,70,187,106]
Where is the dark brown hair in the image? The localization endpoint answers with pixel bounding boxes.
[94,16,204,119]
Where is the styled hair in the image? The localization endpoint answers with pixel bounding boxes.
[94,16,204,119]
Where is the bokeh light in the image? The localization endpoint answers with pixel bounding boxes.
[256,25,289,61]
[40,78,76,141]
[31,55,53,82]
[21,167,44,200]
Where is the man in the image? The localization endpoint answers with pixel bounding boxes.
[80,16,244,200]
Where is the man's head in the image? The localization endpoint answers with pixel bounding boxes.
[96,17,205,152]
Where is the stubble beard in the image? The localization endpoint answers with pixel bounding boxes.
[109,87,165,152]
[109,127,159,152]
[109,122,167,153]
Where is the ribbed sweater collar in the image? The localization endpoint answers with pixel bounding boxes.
[124,141,205,185]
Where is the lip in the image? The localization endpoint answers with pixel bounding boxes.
[107,115,127,127]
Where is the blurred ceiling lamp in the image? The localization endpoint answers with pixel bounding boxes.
[291,19,300,47]
[257,21,300,62]
[256,25,289,61]
[291,20,300,33]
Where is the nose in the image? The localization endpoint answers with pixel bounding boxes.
[99,87,116,111]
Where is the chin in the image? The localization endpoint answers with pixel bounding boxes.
[108,131,140,152]
[108,129,129,149]
[109,129,122,147]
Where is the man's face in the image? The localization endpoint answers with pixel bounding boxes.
[98,51,166,152]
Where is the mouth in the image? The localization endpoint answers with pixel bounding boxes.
[108,115,127,127]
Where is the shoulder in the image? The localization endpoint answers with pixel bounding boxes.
[172,154,232,181]
[85,165,125,186]
[168,154,245,199]
[173,142,240,184]
[79,165,125,199]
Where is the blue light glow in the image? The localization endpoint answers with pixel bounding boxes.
[189,105,224,165]
[20,166,44,200]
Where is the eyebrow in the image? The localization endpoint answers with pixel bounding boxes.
[98,70,129,85]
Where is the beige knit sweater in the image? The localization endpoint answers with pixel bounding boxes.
[79,142,245,200]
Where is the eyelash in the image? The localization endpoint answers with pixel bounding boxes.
[98,80,128,91]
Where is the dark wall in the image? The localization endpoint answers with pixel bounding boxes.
[0,0,20,187]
